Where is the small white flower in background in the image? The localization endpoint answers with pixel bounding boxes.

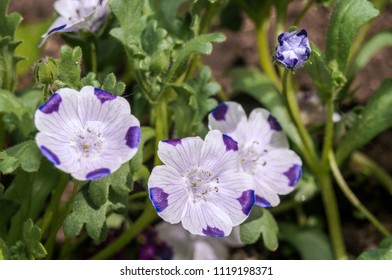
[34,86,141,181]
[208,102,302,207]
[156,223,243,260]
[39,0,110,46]
[148,130,255,237]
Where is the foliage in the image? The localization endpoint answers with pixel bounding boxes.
[0,0,391,261]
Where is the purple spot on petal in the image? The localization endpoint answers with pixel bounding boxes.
[40,146,60,165]
[212,102,228,121]
[149,187,169,212]
[86,168,111,180]
[94,88,116,104]
[237,190,255,215]
[296,29,308,38]
[222,134,238,151]
[162,139,182,146]
[267,115,282,131]
[39,93,62,114]
[284,164,302,187]
[125,126,141,148]
[255,195,271,207]
[202,226,225,237]
[48,24,67,35]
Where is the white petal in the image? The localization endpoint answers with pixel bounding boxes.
[181,200,233,237]
[247,108,289,150]
[208,101,247,135]
[201,130,240,176]
[54,0,81,19]
[148,166,188,224]
[155,223,193,260]
[157,136,204,174]
[253,149,302,206]
[34,88,82,138]
[208,172,254,225]
[193,240,227,260]
[36,132,80,174]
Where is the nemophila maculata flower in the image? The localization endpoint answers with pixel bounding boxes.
[148,130,255,237]
[39,0,110,46]
[275,29,311,70]
[34,86,141,181]
[209,102,302,207]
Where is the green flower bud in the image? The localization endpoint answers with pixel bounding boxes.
[34,57,58,86]
[150,51,169,75]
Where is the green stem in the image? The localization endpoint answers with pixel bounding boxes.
[293,0,315,26]
[129,191,148,201]
[45,182,78,259]
[318,170,347,259]
[329,151,391,237]
[199,2,221,35]
[321,99,334,163]
[90,41,98,74]
[256,19,281,91]
[90,201,158,260]
[40,173,69,236]
[351,152,392,196]
[283,69,316,164]
[153,97,169,166]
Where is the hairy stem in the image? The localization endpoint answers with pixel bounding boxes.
[329,151,391,237]
[153,97,169,166]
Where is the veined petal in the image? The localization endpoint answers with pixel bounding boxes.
[208,101,247,135]
[247,108,289,149]
[201,130,240,176]
[208,172,254,225]
[158,136,204,174]
[252,149,302,206]
[34,88,82,138]
[181,200,233,237]
[148,166,188,223]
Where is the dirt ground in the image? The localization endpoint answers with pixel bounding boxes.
[8,0,392,257]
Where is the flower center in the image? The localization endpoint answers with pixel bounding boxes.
[70,123,104,161]
[185,168,219,202]
[239,140,268,174]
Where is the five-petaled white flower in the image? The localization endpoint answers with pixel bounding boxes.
[34,86,141,181]
[208,102,302,207]
[39,0,110,46]
[148,130,255,237]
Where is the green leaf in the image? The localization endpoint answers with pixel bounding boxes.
[240,207,279,251]
[230,67,302,149]
[80,72,101,88]
[149,0,189,36]
[101,73,126,96]
[336,80,392,164]
[349,31,392,77]
[141,20,168,55]
[4,162,61,243]
[0,239,11,260]
[326,0,379,72]
[294,173,318,203]
[0,140,42,174]
[162,32,225,93]
[0,0,23,92]
[109,0,145,49]
[171,66,219,137]
[358,237,392,260]
[21,219,47,260]
[64,163,133,240]
[279,223,333,260]
[56,46,82,89]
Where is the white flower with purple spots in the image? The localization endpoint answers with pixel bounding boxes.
[34,86,141,181]
[208,102,302,207]
[275,29,311,70]
[148,130,255,237]
[39,0,110,46]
